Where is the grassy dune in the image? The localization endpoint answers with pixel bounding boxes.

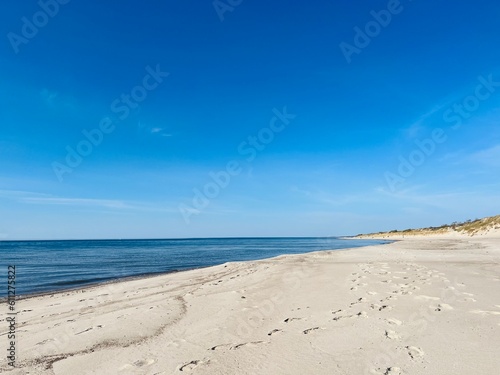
[358,214,500,237]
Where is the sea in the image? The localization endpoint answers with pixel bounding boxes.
[0,237,389,297]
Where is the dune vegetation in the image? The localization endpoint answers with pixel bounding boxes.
[358,214,500,237]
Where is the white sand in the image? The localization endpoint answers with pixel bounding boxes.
[1,235,499,374]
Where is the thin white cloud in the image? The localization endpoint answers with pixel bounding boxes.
[375,184,500,212]
[402,75,491,138]
[470,144,500,166]
[40,88,58,106]
[139,124,173,137]
[290,186,311,197]
[21,197,132,209]
[0,190,52,198]
[438,150,465,163]
[404,103,449,138]
[40,88,76,110]
[0,190,178,213]
[291,187,376,206]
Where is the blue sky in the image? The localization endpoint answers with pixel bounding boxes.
[1,0,500,240]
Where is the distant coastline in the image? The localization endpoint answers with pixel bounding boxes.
[356,214,500,239]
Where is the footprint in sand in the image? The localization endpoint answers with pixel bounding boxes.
[303,327,322,334]
[231,341,267,350]
[332,311,368,321]
[267,329,282,336]
[414,295,440,301]
[386,318,403,326]
[350,298,367,306]
[433,303,453,312]
[370,366,402,375]
[75,328,93,335]
[36,338,55,346]
[406,346,425,360]
[119,359,156,372]
[179,359,208,372]
[283,317,302,323]
[459,297,477,303]
[380,296,398,302]
[385,330,400,340]
[209,344,231,351]
[371,304,392,312]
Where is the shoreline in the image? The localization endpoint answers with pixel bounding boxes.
[0,268,184,303]
[1,236,499,374]
[0,238,391,301]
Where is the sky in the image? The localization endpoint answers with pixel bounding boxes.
[1,0,500,240]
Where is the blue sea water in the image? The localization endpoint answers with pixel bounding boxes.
[0,237,389,297]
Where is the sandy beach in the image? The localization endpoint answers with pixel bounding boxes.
[1,233,500,375]
[3,1,500,373]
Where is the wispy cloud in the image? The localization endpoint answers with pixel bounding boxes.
[0,190,52,198]
[40,88,58,106]
[402,74,496,138]
[470,144,500,166]
[138,122,173,137]
[40,88,77,111]
[404,103,449,138]
[22,196,132,209]
[375,184,500,212]
[0,190,178,213]
[151,127,173,137]
[290,186,311,197]
[290,186,376,206]
[438,150,465,163]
